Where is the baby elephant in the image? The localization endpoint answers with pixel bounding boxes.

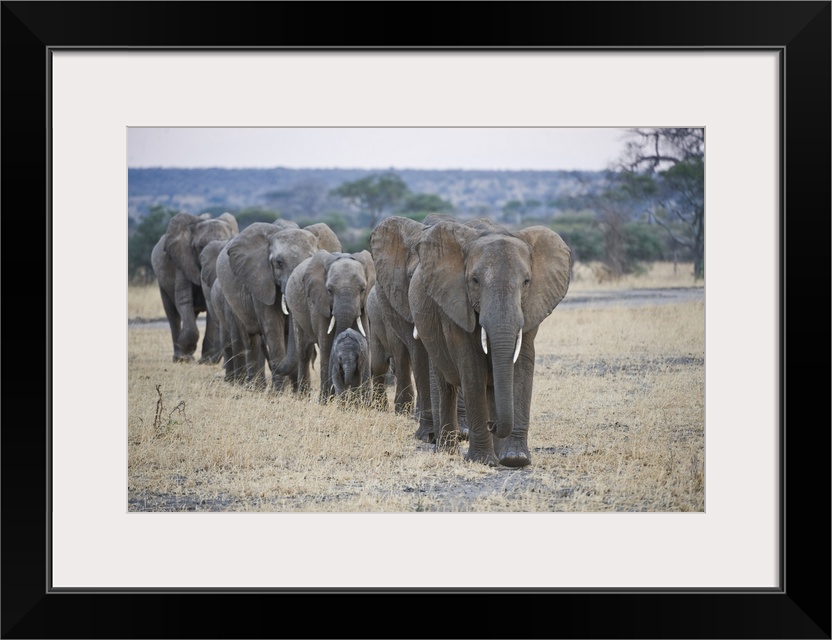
[328,328,371,405]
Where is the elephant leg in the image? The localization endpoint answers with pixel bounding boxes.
[263,316,289,393]
[391,339,415,416]
[219,326,234,380]
[456,390,469,441]
[318,332,336,404]
[199,311,221,364]
[412,339,435,443]
[434,377,461,455]
[461,372,498,466]
[493,329,537,468]
[159,287,190,362]
[294,324,314,397]
[369,336,390,411]
[174,273,200,358]
[240,331,266,390]
[227,316,247,384]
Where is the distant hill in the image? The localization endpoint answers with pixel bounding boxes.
[128,167,608,225]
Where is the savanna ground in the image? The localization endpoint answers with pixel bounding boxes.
[128,261,704,512]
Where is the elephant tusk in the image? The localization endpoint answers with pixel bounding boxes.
[328,315,336,334]
[281,294,289,315]
[413,325,419,340]
[356,316,366,338]
[481,326,488,354]
[513,329,523,363]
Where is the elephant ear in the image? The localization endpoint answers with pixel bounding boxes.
[304,222,342,253]
[352,250,376,296]
[192,219,233,256]
[416,221,478,333]
[304,251,337,320]
[226,225,277,306]
[515,226,573,330]
[164,212,201,285]
[218,212,239,236]
[273,218,300,231]
[199,240,226,289]
[370,216,424,322]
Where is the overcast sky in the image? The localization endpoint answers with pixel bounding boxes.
[127,127,634,172]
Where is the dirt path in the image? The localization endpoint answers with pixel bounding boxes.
[558,287,704,308]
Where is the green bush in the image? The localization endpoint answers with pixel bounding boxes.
[343,229,373,254]
[624,222,666,262]
[552,225,604,262]
[234,207,280,230]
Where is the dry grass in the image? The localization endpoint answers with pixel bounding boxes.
[128,262,704,513]
[568,260,701,292]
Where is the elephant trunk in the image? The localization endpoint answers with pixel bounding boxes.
[274,320,298,377]
[333,300,361,337]
[341,361,356,387]
[484,325,521,439]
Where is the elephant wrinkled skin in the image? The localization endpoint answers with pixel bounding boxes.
[406,218,572,467]
[278,250,376,403]
[329,327,371,404]
[215,220,341,391]
[151,212,239,363]
[369,214,485,443]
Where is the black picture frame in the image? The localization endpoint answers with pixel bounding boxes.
[3,2,829,638]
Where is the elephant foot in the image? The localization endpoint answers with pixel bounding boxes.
[497,438,532,468]
[173,353,195,363]
[464,447,499,467]
[414,422,435,444]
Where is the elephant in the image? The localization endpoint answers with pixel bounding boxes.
[328,328,371,404]
[369,214,484,443]
[366,283,409,413]
[200,238,237,376]
[406,217,572,467]
[209,267,240,382]
[215,219,341,391]
[151,211,239,363]
[277,249,376,403]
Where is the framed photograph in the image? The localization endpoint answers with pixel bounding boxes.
[4,2,828,638]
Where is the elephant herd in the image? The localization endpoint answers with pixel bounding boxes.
[151,211,572,467]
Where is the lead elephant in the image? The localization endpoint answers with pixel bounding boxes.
[151,212,239,363]
[215,220,341,391]
[407,218,572,467]
[277,249,376,403]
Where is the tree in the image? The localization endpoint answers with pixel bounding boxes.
[621,128,705,279]
[397,192,454,217]
[330,172,410,227]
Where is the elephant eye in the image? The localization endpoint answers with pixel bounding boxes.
[523,276,531,286]
[472,275,480,285]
